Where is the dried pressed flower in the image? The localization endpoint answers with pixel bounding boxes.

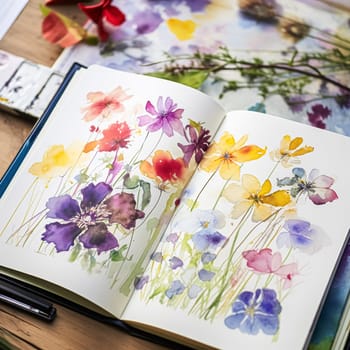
[278,17,310,42]
[238,0,279,21]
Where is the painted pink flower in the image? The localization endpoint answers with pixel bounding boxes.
[274,263,298,289]
[82,87,131,121]
[242,248,298,289]
[242,248,282,273]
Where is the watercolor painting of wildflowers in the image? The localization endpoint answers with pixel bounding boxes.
[0,67,225,313]
[123,111,350,349]
[1,66,350,349]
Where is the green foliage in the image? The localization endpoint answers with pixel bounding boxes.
[146,70,208,89]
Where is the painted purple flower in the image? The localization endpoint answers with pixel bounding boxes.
[42,182,145,254]
[224,288,281,335]
[166,232,179,245]
[192,231,226,251]
[169,256,184,270]
[131,10,163,34]
[278,168,338,205]
[307,104,331,129]
[165,280,185,299]
[295,168,338,205]
[277,219,327,254]
[198,269,215,281]
[201,252,216,264]
[134,275,149,290]
[137,96,185,137]
[178,124,211,166]
[151,251,163,263]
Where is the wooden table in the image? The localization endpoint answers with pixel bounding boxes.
[0,1,167,349]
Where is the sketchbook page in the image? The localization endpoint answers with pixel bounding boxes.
[0,65,225,318]
[123,110,350,349]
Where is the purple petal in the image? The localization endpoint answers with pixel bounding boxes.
[157,96,164,113]
[79,223,118,254]
[198,269,215,281]
[42,222,81,252]
[145,100,157,115]
[81,182,112,210]
[169,256,183,270]
[161,118,174,137]
[146,118,163,133]
[134,275,149,290]
[46,195,80,220]
[105,192,145,229]
[137,114,154,127]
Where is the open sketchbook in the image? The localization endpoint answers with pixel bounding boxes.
[0,64,350,350]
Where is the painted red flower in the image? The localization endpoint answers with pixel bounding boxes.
[84,121,131,153]
[78,0,125,42]
[140,150,187,186]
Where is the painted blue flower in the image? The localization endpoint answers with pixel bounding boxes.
[169,256,184,270]
[201,252,216,264]
[165,280,185,299]
[192,231,226,251]
[224,288,281,335]
[277,219,327,254]
[173,209,226,251]
[134,275,149,290]
[173,209,225,234]
[198,269,215,282]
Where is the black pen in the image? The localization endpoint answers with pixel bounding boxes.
[0,278,56,321]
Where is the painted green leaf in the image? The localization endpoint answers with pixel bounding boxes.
[140,180,151,210]
[110,244,128,262]
[123,174,140,189]
[69,243,81,262]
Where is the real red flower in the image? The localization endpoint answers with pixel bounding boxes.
[78,0,125,42]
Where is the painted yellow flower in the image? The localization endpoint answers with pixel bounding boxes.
[199,132,266,180]
[223,174,291,222]
[270,135,314,167]
[166,18,197,41]
[29,142,86,179]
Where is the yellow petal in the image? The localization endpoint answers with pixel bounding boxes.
[234,145,266,163]
[217,132,236,152]
[200,154,221,173]
[290,146,314,157]
[280,135,291,153]
[223,183,249,202]
[219,160,240,180]
[260,179,272,196]
[166,18,197,41]
[234,134,248,149]
[242,174,261,193]
[261,190,291,207]
[231,201,252,219]
[289,137,303,150]
[252,204,273,222]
